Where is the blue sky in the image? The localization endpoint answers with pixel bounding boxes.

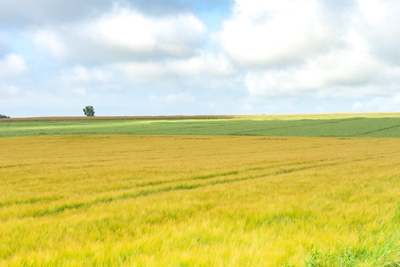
[1,0,400,117]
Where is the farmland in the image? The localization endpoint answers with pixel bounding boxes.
[1,131,400,266]
[1,113,400,138]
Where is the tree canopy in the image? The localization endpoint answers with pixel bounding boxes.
[83,106,95,117]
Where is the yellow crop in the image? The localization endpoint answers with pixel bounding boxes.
[0,135,399,266]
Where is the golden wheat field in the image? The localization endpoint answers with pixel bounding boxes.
[0,135,399,266]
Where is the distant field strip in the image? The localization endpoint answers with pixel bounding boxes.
[2,114,400,137]
[1,135,399,266]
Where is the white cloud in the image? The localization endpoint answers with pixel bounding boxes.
[28,7,208,63]
[355,1,400,65]
[245,47,388,98]
[61,66,112,83]
[169,52,234,76]
[119,61,166,81]
[92,8,206,57]
[245,41,400,99]
[218,0,335,67]
[0,53,28,77]
[357,0,386,23]
[0,0,221,26]
[117,52,234,82]
[216,0,400,102]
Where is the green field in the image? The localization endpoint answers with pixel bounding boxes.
[1,114,400,138]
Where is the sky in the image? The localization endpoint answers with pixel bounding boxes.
[1,0,400,117]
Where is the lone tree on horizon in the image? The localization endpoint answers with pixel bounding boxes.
[83,106,95,116]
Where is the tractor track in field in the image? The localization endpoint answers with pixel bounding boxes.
[5,150,395,221]
[358,123,400,136]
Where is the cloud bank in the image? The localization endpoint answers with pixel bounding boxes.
[1,0,400,116]
[217,0,400,111]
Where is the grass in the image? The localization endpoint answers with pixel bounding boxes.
[1,135,399,266]
[1,114,400,138]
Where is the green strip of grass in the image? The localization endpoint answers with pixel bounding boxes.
[1,115,400,138]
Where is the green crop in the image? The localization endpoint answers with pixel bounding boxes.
[1,114,400,138]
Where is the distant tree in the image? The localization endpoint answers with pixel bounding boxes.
[83,106,95,116]
[0,114,10,119]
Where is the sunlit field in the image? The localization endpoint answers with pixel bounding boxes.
[1,135,399,266]
[2,114,400,138]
